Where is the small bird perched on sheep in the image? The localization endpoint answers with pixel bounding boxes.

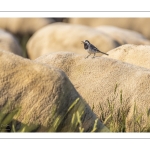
[81,40,109,58]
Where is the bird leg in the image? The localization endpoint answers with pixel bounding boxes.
[92,53,96,58]
[85,54,91,59]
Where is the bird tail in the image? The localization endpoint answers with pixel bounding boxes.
[100,51,109,56]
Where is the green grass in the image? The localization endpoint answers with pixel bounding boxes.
[96,84,150,132]
[0,98,106,132]
[1,85,150,132]
[18,34,31,58]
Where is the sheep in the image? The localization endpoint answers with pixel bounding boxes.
[35,52,150,132]
[0,18,54,35]
[26,22,120,59]
[0,29,23,56]
[102,44,150,70]
[95,26,150,45]
[0,49,108,132]
[27,22,150,60]
[68,18,150,39]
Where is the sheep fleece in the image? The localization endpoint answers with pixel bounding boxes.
[26,22,119,59]
[0,50,107,132]
[69,18,150,39]
[103,44,150,70]
[35,52,150,131]
[0,29,23,56]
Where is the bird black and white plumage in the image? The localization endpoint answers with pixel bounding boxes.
[81,40,109,58]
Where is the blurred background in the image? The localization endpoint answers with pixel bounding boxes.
[1,17,150,59]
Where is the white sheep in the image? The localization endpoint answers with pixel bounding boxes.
[69,18,150,39]
[0,18,54,35]
[0,49,108,132]
[35,52,150,131]
[102,44,150,69]
[27,22,150,60]
[0,29,23,56]
[26,22,120,59]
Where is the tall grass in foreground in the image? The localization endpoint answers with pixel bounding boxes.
[0,98,102,132]
[48,98,103,132]
[97,84,150,132]
[1,84,150,132]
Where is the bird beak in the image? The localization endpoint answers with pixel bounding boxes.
[81,41,84,44]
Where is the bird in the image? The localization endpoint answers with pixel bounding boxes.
[81,40,109,58]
